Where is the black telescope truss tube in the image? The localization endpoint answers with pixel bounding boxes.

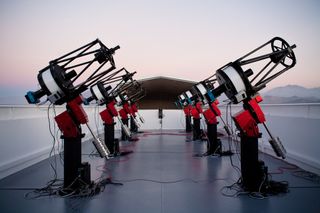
[236,37,296,93]
[25,39,120,105]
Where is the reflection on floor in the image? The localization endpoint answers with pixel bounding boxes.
[0,130,319,213]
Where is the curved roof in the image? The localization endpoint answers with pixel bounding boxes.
[137,76,196,109]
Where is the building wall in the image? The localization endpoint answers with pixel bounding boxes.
[138,109,185,130]
[0,105,104,179]
[218,103,320,174]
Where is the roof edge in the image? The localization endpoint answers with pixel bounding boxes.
[138,76,197,84]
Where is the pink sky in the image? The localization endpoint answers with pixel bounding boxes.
[0,0,319,96]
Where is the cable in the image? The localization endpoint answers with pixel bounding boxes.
[112,178,229,184]
[220,178,248,198]
[0,177,235,191]
[269,164,299,175]
[258,147,320,185]
[95,152,233,186]
[289,186,320,189]
[220,176,289,200]
[142,132,192,137]
[0,187,42,191]
[226,102,241,176]
[47,103,59,183]
[24,104,105,200]
[224,103,241,176]
[291,170,320,184]
[24,171,116,199]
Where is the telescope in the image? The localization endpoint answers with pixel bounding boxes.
[25,39,120,193]
[212,37,296,192]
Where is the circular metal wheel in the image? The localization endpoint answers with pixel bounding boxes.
[271,37,296,68]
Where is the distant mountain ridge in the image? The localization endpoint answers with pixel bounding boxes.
[262,95,320,104]
[261,85,320,104]
[263,85,320,99]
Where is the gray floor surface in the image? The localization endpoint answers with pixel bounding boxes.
[0,130,320,213]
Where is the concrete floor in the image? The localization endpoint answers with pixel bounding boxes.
[0,130,319,213]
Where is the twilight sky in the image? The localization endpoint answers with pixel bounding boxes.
[0,0,319,98]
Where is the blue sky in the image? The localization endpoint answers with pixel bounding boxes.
[0,0,319,98]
